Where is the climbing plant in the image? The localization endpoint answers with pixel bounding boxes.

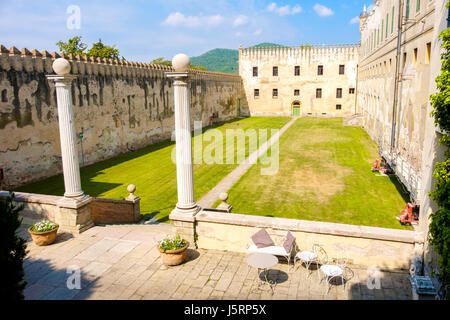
[428,2,450,300]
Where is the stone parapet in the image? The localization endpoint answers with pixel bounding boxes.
[195,210,416,270]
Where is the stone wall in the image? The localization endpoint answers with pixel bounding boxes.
[0,47,249,188]
[239,45,359,117]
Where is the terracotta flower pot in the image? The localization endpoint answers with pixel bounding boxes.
[28,225,59,246]
[158,241,189,266]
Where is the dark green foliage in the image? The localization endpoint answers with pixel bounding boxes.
[56,36,87,56]
[0,193,27,300]
[56,36,123,60]
[150,57,207,71]
[190,43,310,74]
[428,13,450,299]
[87,39,120,60]
[191,48,239,74]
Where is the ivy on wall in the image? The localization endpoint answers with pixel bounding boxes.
[429,2,450,300]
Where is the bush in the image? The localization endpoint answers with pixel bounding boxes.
[30,220,58,233]
[0,193,27,300]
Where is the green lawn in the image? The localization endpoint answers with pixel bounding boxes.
[221,117,412,230]
[16,117,290,222]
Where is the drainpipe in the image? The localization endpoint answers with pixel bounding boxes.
[355,63,359,115]
[391,0,404,152]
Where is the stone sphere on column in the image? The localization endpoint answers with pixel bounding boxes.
[172,54,190,72]
[52,58,71,75]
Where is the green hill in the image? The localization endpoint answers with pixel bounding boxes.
[191,48,239,74]
[190,43,286,75]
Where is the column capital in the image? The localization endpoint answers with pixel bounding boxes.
[46,74,78,86]
[166,71,190,81]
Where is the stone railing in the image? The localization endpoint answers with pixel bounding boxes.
[0,184,141,233]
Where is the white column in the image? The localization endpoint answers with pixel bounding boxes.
[167,54,200,216]
[46,58,86,202]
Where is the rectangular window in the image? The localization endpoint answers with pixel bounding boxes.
[253,66,258,77]
[316,88,322,99]
[406,0,410,20]
[272,88,278,98]
[403,52,407,69]
[294,89,300,96]
[392,7,395,34]
[336,105,342,110]
[413,48,418,66]
[349,88,355,94]
[294,66,300,76]
[426,42,431,64]
[339,65,345,75]
[386,13,389,39]
[254,89,259,98]
[381,20,384,42]
[416,0,420,13]
[318,65,323,75]
[273,66,278,76]
[336,88,342,98]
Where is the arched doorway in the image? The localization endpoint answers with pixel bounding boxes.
[292,100,301,117]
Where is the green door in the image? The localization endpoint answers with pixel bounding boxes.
[293,106,300,117]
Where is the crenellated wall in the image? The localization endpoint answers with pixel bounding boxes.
[0,45,249,188]
[239,44,359,117]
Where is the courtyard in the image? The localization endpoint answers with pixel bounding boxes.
[19,221,413,300]
[18,117,410,230]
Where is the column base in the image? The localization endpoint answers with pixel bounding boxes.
[56,194,94,234]
[169,205,201,249]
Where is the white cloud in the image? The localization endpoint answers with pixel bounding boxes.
[349,16,360,24]
[163,12,224,28]
[313,4,334,17]
[233,15,248,27]
[253,29,262,36]
[267,2,302,16]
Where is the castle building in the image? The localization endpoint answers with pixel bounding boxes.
[358,0,448,282]
[239,44,359,117]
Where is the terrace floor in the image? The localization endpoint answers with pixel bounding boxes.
[20,222,413,300]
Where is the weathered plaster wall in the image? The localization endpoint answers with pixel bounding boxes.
[239,45,359,117]
[0,48,249,188]
[357,0,439,200]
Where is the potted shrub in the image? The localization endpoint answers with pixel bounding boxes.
[28,219,59,246]
[158,234,189,266]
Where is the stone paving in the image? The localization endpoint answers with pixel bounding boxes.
[19,222,413,300]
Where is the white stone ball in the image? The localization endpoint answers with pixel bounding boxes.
[127,184,136,194]
[172,53,190,72]
[219,192,228,201]
[52,58,71,75]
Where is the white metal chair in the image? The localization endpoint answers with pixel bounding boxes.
[319,249,348,295]
[294,244,328,278]
[247,232,298,272]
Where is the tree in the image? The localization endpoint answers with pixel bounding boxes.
[0,193,27,300]
[87,39,121,60]
[150,57,208,71]
[428,3,450,299]
[56,36,87,56]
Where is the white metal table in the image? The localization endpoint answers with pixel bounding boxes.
[247,253,279,294]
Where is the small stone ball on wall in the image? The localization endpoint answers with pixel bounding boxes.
[52,58,71,75]
[172,53,190,72]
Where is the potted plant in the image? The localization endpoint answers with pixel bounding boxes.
[158,234,189,266]
[28,219,59,246]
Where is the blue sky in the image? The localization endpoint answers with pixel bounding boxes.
[1,0,368,62]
